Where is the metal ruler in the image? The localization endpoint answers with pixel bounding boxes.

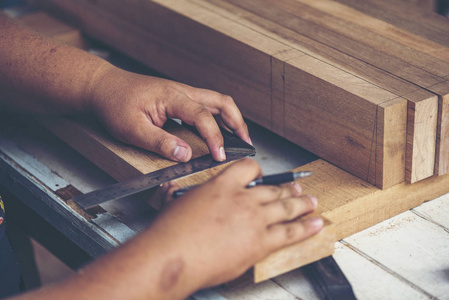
[72,126,255,210]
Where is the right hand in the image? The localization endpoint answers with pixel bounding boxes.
[154,158,323,291]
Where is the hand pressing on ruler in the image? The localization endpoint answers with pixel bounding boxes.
[0,14,251,163]
[89,67,251,162]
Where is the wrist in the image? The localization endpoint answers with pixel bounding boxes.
[83,61,118,116]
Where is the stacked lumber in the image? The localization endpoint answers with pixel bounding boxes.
[14,1,449,282]
[9,10,336,282]
[28,0,449,189]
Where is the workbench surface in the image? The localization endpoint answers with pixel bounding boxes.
[1,3,448,297]
[0,116,448,300]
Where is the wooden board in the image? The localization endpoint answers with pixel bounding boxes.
[22,0,399,189]
[28,0,449,187]
[8,10,334,282]
[217,0,445,184]
[15,5,449,282]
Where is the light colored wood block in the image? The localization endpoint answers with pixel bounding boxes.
[16,11,86,49]
[254,217,335,283]
[405,91,439,183]
[26,0,415,189]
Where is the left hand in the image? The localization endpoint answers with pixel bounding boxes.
[89,66,251,162]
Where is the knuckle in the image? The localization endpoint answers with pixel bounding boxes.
[284,224,297,241]
[154,134,172,152]
[280,199,295,219]
[221,94,235,106]
[196,107,213,119]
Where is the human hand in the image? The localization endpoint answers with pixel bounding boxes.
[153,159,323,292]
[89,66,251,162]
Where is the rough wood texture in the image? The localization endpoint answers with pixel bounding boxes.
[17,5,449,281]
[254,217,335,283]
[296,160,449,240]
[11,11,335,282]
[15,11,87,49]
[36,116,229,210]
[28,0,449,187]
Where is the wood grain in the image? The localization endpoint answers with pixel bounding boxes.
[254,217,335,283]
[19,4,449,282]
[15,11,87,49]
[296,159,449,240]
[429,81,449,176]
[29,0,449,185]
[216,0,447,181]
[404,91,439,183]
[12,10,334,282]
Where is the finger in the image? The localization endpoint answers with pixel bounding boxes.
[167,98,225,162]
[282,181,302,196]
[216,158,262,187]
[263,195,317,225]
[265,216,324,251]
[121,117,193,162]
[189,90,252,145]
[161,181,181,203]
[247,183,299,204]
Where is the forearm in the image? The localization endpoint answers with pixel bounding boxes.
[0,15,111,115]
[11,227,200,300]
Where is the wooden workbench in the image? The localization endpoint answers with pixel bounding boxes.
[1,115,448,299]
[1,2,448,298]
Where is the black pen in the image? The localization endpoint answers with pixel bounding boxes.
[172,170,312,198]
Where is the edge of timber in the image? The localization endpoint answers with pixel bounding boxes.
[293,159,449,240]
[405,91,438,183]
[427,81,449,176]
[375,98,407,189]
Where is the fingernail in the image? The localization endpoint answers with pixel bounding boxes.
[246,137,253,146]
[174,145,188,161]
[159,183,170,194]
[219,146,226,161]
[310,217,323,229]
[292,182,302,195]
[309,195,318,207]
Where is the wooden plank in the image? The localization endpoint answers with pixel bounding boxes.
[295,159,449,240]
[429,81,449,175]
[27,0,280,129]
[282,55,404,186]
[256,157,449,281]
[333,243,430,299]
[400,0,436,10]
[28,0,414,189]
[13,9,336,281]
[226,0,443,86]
[36,116,232,210]
[375,99,408,189]
[210,0,441,183]
[405,92,438,183]
[343,211,449,298]
[413,193,449,228]
[19,6,449,283]
[274,242,430,299]
[336,0,449,46]
[254,217,335,283]
[291,0,449,67]
[15,11,87,49]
